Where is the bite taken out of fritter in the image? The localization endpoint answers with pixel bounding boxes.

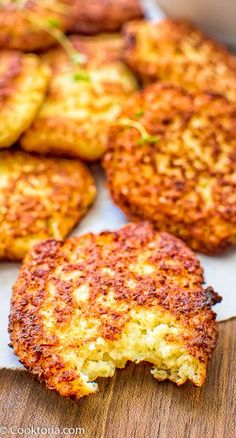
[0,50,50,149]
[123,19,236,104]
[21,34,138,161]
[9,222,221,400]
[70,0,144,35]
[103,83,236,254]
[0,150,96,261]
[0,1,72,52]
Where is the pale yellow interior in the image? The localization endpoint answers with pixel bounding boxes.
[54,308,205,392]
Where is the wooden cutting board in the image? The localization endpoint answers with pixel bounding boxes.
[0,319,235,438]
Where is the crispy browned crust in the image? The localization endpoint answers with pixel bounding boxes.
[9,222,220,398]
[0,1,72,51]
[70,0,144,34]
[20,34,138,161]
[103,83,236,254]
[0,150,96,260]
[123,19,236,104]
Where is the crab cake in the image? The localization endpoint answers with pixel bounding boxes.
[9,222,221,399]
[21,34,138,161]
[0,51,50,149]
[123,19,236,104]
[103,84,236,254]
[0,150,96,260]
[0,1,72,52]
[70,0,144,35]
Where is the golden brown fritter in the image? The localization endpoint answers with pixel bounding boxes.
[103,83,236,254]
[21,34,138,161]
[123,19,236,104]
[70,0,144,34]
[0,50,50,149]
[0,150,96,260]
[0,1,72,51]
[9,222,221,399]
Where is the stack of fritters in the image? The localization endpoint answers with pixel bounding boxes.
[70,0,144,34]
[0,2,141,261]
[0,4,233,398]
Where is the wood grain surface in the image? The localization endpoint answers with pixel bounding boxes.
[0,319,235,438]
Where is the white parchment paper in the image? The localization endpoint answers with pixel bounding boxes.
[1,3,235,370]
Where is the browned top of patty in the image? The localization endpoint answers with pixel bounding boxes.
[123,19,236,104]
[20,34,138,161]
[70,0,144,34]
[0,1,72,51]
[103,83,236,253]
[0,50,50,149]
